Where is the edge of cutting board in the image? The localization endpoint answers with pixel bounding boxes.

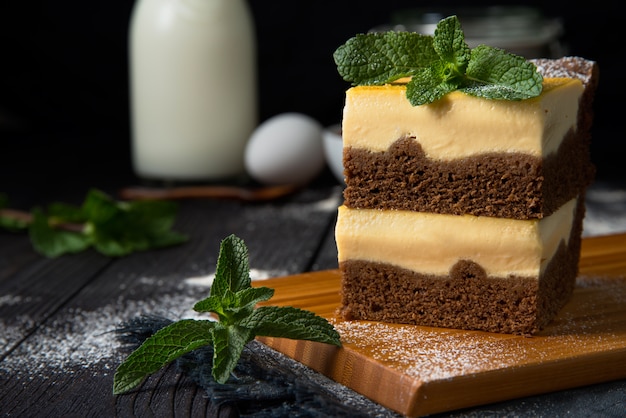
[256,233,626,417]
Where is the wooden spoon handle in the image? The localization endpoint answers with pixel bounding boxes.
[118,184,300,202]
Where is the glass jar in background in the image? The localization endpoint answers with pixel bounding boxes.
[371,6,566,59]
[129,0,257,182]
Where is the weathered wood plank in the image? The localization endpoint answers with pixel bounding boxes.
[0,185,340,416]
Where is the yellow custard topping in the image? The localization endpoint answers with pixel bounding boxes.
[342,78,583,160]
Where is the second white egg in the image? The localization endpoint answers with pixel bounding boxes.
[245,112,325,185]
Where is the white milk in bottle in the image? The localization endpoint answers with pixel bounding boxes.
[129,0,257,181]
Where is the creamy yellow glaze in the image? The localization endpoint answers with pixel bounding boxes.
[335,198,577,278]
[342,78,583,160]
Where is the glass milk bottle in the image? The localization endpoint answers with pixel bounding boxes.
[129,0,257,182]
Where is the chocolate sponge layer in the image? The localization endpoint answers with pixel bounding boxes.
[343,128,594,219]
[338,196,585,335]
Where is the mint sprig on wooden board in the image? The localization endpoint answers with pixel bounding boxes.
[334,15,543,105]
[113,234,341,394]
[0,189,187,257]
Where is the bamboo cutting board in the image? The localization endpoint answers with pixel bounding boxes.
[256,233,626,417]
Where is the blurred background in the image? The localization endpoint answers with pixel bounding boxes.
[0,1,621,194]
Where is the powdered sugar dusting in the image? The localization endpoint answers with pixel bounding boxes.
[0,268,292,381]
[333,320,532,381]
[330,274,626,383]
[0,292,199,381]
[531,56,596,85]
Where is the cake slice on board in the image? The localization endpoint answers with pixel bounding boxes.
[334,16,599,335]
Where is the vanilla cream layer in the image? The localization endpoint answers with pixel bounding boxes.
[342,78,583,160]
[336,198,577,278]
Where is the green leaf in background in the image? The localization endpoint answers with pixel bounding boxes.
[29,208,91,257]
[0,188,188,258]
[113,234,341,393]
[0,194,28,231]
[78,189,187,256]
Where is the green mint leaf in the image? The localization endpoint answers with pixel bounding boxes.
[211,234,251,297]
[0,188,187,258]
[333,31,439,85]
[406,63,460,106]
[0,204,30,231]
[461,45,543,100]
[211,323,255,384]
[113,319,215,395]
[243,306,341,346]
[29,208,90,257]
[233,286,275,310]
[48,201,86,222]
[193,286,274,323]
[0,214,29,231]
[82,189,188,257]
[433,14,470,74]
[192,295,224,315]
[80,189,119,223]
[114,234,342,395]
[334,15,543,105]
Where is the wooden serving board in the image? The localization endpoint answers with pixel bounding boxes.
[256,233,626,417]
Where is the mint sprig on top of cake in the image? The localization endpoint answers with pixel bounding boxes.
[333,15,543,105]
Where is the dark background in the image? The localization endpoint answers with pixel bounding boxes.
[0,1,621,195]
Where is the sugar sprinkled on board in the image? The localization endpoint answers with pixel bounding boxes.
[332,320,531,381]
[331,274,626,383]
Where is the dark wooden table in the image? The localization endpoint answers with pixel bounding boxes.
[1,159,625,417]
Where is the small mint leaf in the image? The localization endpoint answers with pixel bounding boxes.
[243,306,341,346]
[80,189,121,224]
[211,323,255,384]
[0,216,28,231]
[433,15,470,72]
[235,287,274,309]
[113,319,214,394]
[228,287,274,321]
[193,295,224,314]
[463,45,543,100]
[85,190,187,257]
[29,208,90,257]
[48,201,86,223]
[334,31,439,85]
[406,65,459,106]
[193,287,274,323]
[1,189,187,258]
[0,211,30,231]
[211,234,250,298]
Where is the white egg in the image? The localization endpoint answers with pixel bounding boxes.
[245,112,325,185]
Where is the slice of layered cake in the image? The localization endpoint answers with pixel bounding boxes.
[333,18,599,335]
